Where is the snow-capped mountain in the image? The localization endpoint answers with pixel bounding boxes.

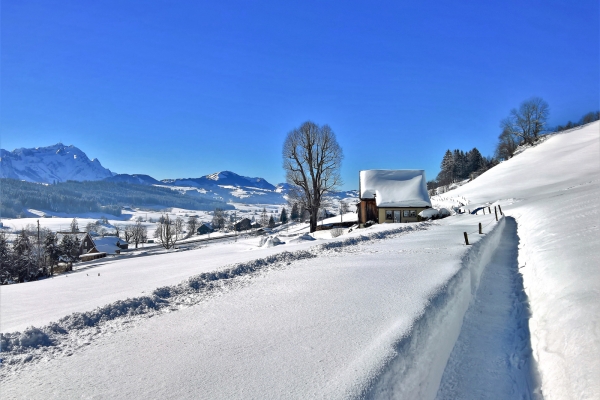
[0,143,113,184]
[1,143,358,207]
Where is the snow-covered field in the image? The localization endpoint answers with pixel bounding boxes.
[1,122,598,399]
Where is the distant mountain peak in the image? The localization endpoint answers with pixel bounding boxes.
[1,143,113,184]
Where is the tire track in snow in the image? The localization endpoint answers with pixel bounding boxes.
[435,217,542,399]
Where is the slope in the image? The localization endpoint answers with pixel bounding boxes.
[437,121,600,399]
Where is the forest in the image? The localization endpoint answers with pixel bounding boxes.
[0,179,232,218]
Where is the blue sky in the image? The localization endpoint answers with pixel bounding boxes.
[1,0,598,190]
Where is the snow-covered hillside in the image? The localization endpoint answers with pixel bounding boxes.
[0,143,113,183]
[435,121,600,399]
[1,123,597,399]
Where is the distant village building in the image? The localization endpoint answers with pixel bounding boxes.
[197,223,213,235]
[56,231,107,262]
[56,232,97,256]
[358,170,431,225]
[93,236,128,255]
[234,218,252,232]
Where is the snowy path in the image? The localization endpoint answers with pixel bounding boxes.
[436,217,540,399]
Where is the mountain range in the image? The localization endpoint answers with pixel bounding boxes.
[1,143,357,206]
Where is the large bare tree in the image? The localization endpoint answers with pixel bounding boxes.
[283,121,343,233]
[501,97,549,145]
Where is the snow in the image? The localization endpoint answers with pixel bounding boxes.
[359,169,432,207]
[436,121,600,399]
[0,143,113,183]
[1,122,597,399]
[1,217,506,399]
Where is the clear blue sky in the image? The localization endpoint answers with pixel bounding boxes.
[1,0,598,190]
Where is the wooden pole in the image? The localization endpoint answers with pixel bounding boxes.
[463,232,470,245]
[494,206,498,221]
[498,204,503,215]
[488,206,491,213]
[483,208,485,215]
[479,223,482,234]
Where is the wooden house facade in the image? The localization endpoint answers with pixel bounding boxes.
[358,170,432,225]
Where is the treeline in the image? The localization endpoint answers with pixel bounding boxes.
[0,230,78,283]
[0,179,232,218]
[430,97,599,193]
[431,148,497,192]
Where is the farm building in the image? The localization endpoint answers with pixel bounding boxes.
[234,218,252,232]
[56,232,98,256]
[197,224,213,235]
[358,169,431,225]
[93,236,128,255]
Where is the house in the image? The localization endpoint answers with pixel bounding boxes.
[92,236,126,255]
[234,218,252,232]
[56,232,97,256]
[358,170,431,225]
[197,224,213,235]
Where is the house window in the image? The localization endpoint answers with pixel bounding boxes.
[410,210,416,217]
[403,210,410,217]
[385,210,393,220]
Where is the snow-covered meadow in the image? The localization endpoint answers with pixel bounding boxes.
[1,122,598,399]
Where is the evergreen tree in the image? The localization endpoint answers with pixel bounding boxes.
[438,150,454,187]
[280,207,288,224]
[59,234,77,263]
[13,230,33,281]
[0,232,13,283]
[290,203,299,221]
[468,148,485,175]
[268,216,275,228]
[44,232,60,275]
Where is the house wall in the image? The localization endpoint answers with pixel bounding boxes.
[378,207,429,223]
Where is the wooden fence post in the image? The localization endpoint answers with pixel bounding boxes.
[463,232,470,245]
[488,206,491,213]
[483,208,485,215]
[494,206,498,221]
[498,204,503,215]
[479,223,482,234]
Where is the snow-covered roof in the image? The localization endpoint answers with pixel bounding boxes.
[92,236,123,255]
[359,170,431,208]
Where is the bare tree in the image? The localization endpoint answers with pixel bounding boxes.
[131,221,147,249]
[340,201,349,222]
[70,218,79,232]
[501,97,549,145]
[259,207,269,227]
[186,216,199,237]
[495,127,519,160]
[154,215,177,249]
[283,121,343,233]
[212,208,226,231]
[174,217,185,240]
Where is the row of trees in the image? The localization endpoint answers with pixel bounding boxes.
[0,230,81,284]
[433,98,599,193]
[435,147,496,188]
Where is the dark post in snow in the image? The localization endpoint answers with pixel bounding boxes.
[494,206,498,221]
[498,204,503,215]
[488,206,491,213]
[479,223,482,234]
[483,208,485,215]
[463,232,470,245]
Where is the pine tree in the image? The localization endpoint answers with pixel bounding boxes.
[468,148,484,175]
[438,150,455,187]
[13,230,33,281]
[268,216,275,228]
[0,232,14,283]
[280,207,288,224]
[44,232,60,275]
[290,204,299,221]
